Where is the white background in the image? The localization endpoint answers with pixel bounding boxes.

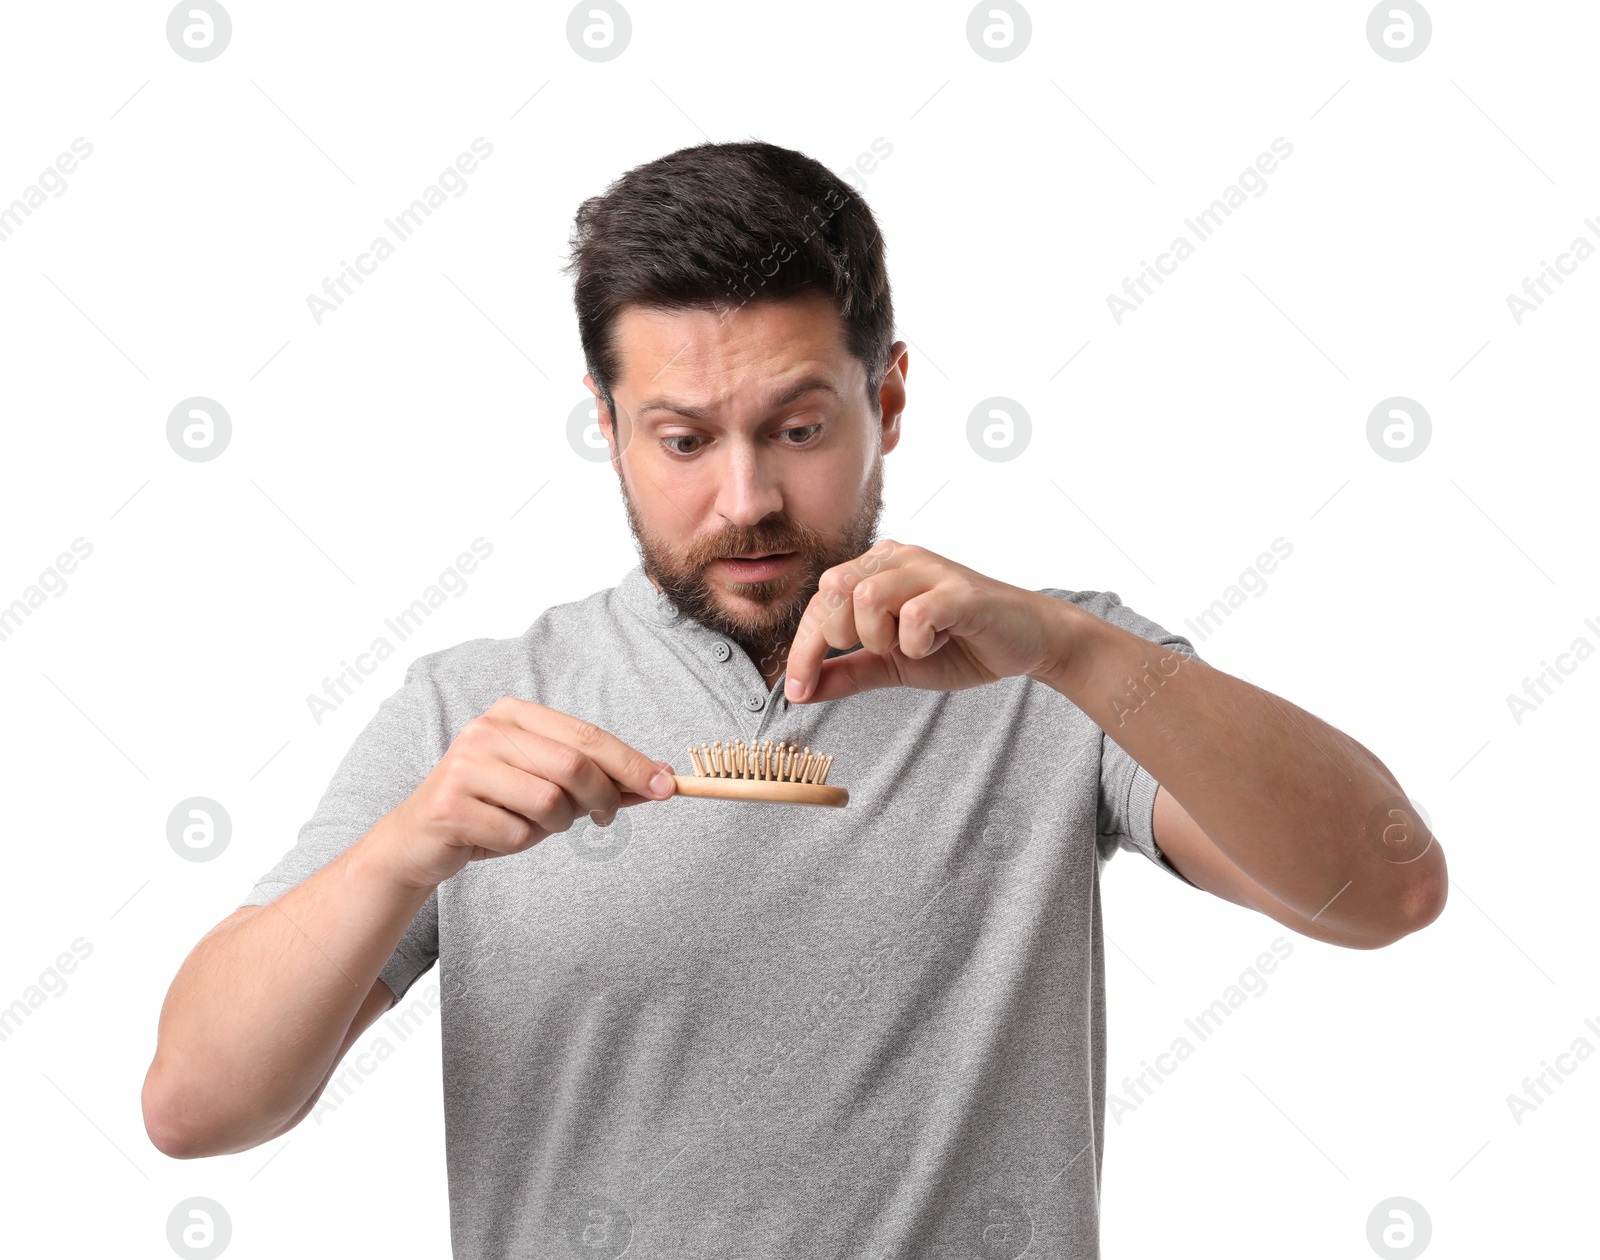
[1,1,1594,1256]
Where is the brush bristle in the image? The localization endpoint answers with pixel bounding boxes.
[686,737,833,785]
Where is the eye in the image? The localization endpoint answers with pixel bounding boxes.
[779,423,822,445]
[662,425,821,458]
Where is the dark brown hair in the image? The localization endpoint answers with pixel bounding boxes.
[564,140,894,421]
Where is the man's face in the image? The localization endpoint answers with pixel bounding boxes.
[590,288,907,676]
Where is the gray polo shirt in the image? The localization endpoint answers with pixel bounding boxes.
[240,561,1203,1259]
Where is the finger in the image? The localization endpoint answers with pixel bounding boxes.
[473,758,582,836]
[801,649,901,703]
[785,586,858,702]
[495,699,676,800]
[850,566,936,656]
[478,721,627,816]
[785,543,906,701]
[896,588,961,659]
[454,792,548,854]
[592,790,651,828]
[476,760,658,836]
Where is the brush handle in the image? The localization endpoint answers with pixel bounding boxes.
[671,776,849,808]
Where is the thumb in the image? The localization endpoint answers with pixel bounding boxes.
[795,650,898,703]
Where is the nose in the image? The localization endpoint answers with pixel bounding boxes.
[715,436,784,528]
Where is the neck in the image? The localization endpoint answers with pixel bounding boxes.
[644,568,792,690]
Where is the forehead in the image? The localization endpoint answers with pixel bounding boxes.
[609,290,859,399]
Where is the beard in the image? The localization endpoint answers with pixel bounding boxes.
[620,454,886,677]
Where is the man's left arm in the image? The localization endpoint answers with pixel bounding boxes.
[1036,600,1448,949]
[780,540,1447,951]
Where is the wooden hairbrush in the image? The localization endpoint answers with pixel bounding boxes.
[672,737,848,807]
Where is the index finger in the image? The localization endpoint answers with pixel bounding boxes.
[784,587,849,702]
[784,542,900,701]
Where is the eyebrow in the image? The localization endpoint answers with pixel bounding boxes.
[635,376,840,423]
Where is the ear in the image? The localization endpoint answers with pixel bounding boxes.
[877,342,909,456]
[582,372,607,432]
[583,373,623,471]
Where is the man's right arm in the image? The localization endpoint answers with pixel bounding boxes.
[140,696,680,1159]
[141,815,429,1159]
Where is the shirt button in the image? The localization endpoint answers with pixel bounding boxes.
[744,693,766,712]
[711,641,732,662]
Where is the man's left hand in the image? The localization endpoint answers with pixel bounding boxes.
[783,540,1067,703]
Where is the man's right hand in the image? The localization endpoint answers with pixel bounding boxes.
[144,696,675,1157]
[372,698,677,890]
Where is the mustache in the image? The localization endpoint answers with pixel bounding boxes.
[689,522,824,566]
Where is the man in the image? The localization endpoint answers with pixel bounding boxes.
[142,141,1446,1258]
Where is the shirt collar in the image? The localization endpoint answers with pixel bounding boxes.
[615,561,685,627]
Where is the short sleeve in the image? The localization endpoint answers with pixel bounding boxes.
[1037,587,1204,889]
[238,656,448,1003]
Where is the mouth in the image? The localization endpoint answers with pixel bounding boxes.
[716,551,798,582]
